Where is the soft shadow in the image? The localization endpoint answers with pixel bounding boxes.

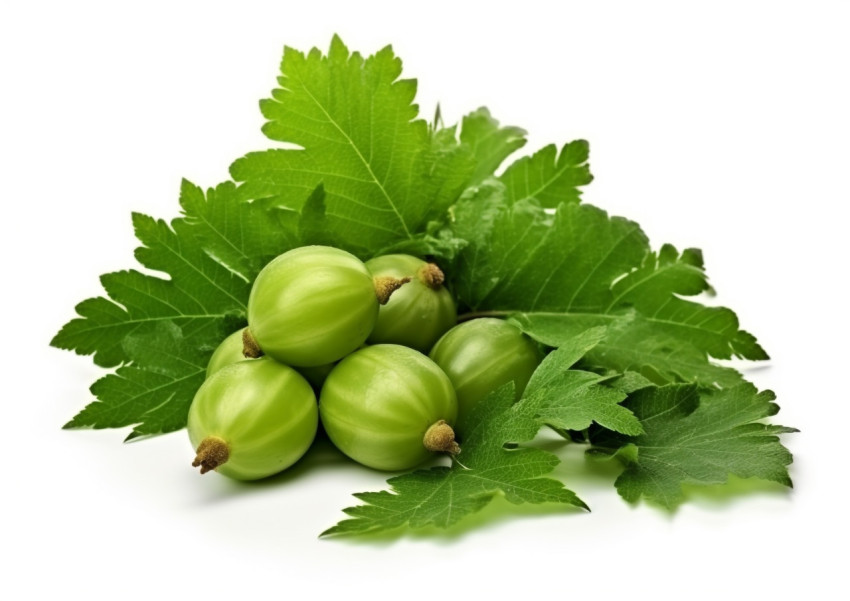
[738,364,775,375]
[195,434,355,501]
[680,474,793,508]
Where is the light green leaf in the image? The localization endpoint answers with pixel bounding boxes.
[230,36,475,256]
[499,140,592,207]
[52,180,296,433]
[459,107,527,184]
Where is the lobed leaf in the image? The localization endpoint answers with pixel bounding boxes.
[520,326,643,435]
[230,35,475,256]
[499,139,593,207]
[590,383,797,509]
[451,186,767,375]
[459,107,527,185]
[515,312,746,389]
[64,323,208,440]
[53,181,297,434]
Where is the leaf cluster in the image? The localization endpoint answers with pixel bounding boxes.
[52,36,795,534]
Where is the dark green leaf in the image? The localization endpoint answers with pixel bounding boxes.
[591,383,797,509]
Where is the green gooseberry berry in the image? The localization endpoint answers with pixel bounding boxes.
[206,327,334,392]
[319,344,459,471]
[206,328,253,378]
[245,245,408,367]
[429,318,543,426]
[188,359,318,480]
[364,254,457,354]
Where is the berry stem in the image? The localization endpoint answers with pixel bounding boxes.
[423,420,461,456]
[417,263,446,290]
[374,276,411,305]
[242,328,264,358]
[192,436,230,474]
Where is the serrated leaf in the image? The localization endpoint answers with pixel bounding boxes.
[608,244,767,360]
[515,312,746,388]
[453,194,766,371]
[322,384,587,537]
[180,180,299,282]
[444,179,512,304]
[519,326,643,435]
[297,183,347,250]
[230,36,475,256]
[499,140,593,207]
[591,383,797,509]
[64,322,208,440]
[52,181,293,369]
[459,107,527,184]
[53,180,297,435]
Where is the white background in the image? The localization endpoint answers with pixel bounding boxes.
[2,1,847,599]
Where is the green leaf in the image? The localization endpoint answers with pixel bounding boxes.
[179,180,299,282]
[64,322,208,440]
[453,192,766,371]
[297,183,347,250]
[322,384,587,537]
[519,326,643,435]
[230,36,475,256]
[608,244,767,360]
[444,179,512,303]
[515,312,746,388]
[499,140,593,207]
[591,383,797,509]
[458,198,646,312]
[53,180,297,434]
[458,107,527,184]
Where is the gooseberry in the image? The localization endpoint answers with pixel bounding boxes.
[206,327,333,394]
[319,344,459,471]
[429,318,543,426]
[205,328,253,378]
[245,245,408,367]
[188,359,318,480]
[365,254,457,353]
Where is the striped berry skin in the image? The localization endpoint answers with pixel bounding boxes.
[247,246,379,367]
[188,359,318,480]
[365,254,456,354]
[429,318,542,428]
[319,344,458,472]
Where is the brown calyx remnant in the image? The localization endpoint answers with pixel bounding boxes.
[418,263,445,290]
[374,276,411,305]
[423,420,461,456]
[192,436,230,474]
[242,328,264,359]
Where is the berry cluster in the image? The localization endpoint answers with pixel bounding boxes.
[188,245,542,479]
